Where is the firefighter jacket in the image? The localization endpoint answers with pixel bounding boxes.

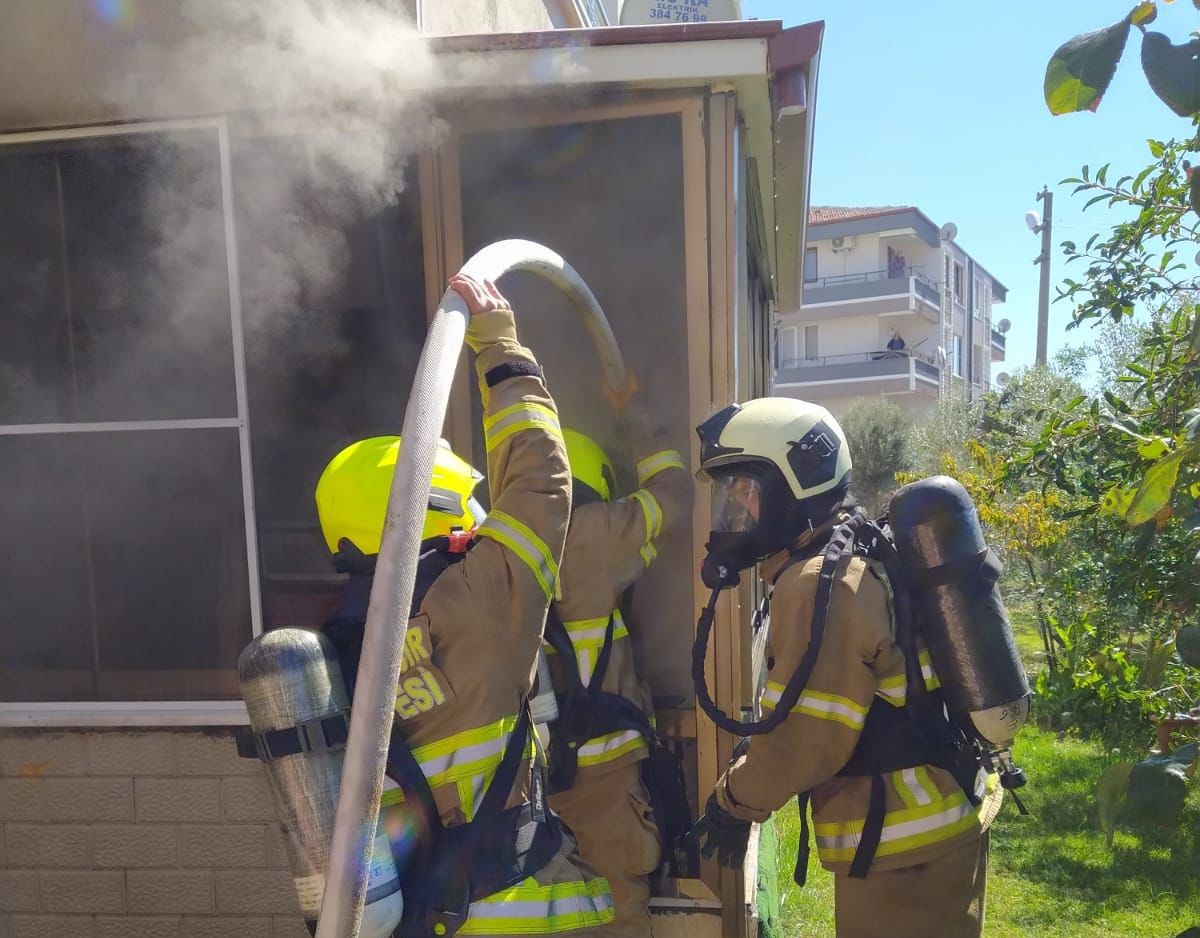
[713,515,1002,876]
[546,396,692,773]
[381,307,614,934]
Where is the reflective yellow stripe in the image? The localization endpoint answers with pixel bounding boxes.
[477,509,559,601]
[484,401,563,451]
[628,489,663,567]
[629,490,663,539]
[577,728,647,767]
[459,876,614,935]
[814,789,977,861]
[379,715,535,819]
[876,673,907,707]
[760,681,868,730]
[543,611,630,655]
[636,449,686,484]
[917,648,942,691]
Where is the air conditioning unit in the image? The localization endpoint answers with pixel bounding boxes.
[830,235,857,252]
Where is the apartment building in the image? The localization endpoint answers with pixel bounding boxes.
[775,205,1008,418]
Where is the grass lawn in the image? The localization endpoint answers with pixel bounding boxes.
[770,606,1200,936]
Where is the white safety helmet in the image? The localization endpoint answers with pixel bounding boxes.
[695,398,853,576]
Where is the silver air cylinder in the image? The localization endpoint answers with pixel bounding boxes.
[238,629,403,938]
[889,476,1031,750]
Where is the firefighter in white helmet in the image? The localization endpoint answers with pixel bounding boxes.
[542,376,693,938]
[317,273,614,938]
[686,398,1002,938]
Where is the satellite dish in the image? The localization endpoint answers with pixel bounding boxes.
[1025,211,1042,233]
[939,222,958,243]
[997,318,1011,334]
[996,372,1011,387]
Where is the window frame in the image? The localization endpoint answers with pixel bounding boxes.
[952,334,963,377]
[803,324,819,360]
[803,245,818,284]
[0,118,263,727]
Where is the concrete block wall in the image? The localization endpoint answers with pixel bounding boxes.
[0,730,308,938]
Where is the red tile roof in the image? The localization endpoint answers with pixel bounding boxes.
[809,206,912,225]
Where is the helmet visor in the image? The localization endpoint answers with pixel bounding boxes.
[710,474,764,534]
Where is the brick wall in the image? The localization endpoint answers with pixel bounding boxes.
[0,730,308,938]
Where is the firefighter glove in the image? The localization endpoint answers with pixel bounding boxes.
[687,792,750,868]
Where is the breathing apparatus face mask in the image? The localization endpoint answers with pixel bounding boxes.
[702,467,786,588]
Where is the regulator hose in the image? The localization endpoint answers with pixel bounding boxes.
[691,511,869,738]
[316,240,627,938]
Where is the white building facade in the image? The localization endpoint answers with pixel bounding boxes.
[775,206,1007,418]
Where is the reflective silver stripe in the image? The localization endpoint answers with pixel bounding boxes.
[477,510,558,600]
[636,449,686,484]
[760,683,867,729]
[577,728,644,761]
[628,489,663,540]
[815,800,973,852]
[467,889,615,921]
[484,401,562,450]
[416,733,508,781]
[901,768,933,807]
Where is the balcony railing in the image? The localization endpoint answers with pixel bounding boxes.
[776,349,941,386]
[802,267,941,310]
[806,266,936,290]
[990,327,1006,350]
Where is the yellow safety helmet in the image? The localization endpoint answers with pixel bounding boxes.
[562,428,616,503]
[315,436,483,555]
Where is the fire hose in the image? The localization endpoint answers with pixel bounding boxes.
[316,239,627,938]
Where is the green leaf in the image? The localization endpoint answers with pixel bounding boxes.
[1045,19,1132,114]
[1141,32,1200,116]
[1126,450,1185,525]
[1140,638,1175,689]
[1096,762,1132,846]
[1130,0,1157,25]
[1149,138,1166,157]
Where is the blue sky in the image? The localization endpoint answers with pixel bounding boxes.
[743,0,1190,375]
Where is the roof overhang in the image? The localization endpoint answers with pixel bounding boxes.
[809,207,942,249]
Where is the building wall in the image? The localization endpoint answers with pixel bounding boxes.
[421,0,560,33]
[0,729,302,938]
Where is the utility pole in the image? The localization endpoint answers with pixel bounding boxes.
[1033,186,1053,367]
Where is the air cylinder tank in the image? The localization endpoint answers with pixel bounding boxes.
[238,628,404,938]
[889,476,1031,751]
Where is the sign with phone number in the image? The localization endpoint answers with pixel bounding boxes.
[619,0,739,26]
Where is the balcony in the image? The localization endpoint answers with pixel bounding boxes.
[800,267,941,321]
[775,349,941,397]
[991,326,1006,362]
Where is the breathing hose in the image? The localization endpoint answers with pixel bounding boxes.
[316,240,627,938]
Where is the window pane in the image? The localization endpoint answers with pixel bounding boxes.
[0,428,251,701]
[0,435,94,699]
[230,138,428,628]
[0,130,237,425]
[0,150,72,423]
[804,325,819,359]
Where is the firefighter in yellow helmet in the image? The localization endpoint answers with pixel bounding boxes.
[317,273,614,938]
[542,377,693,938]
[687,398,1001,938]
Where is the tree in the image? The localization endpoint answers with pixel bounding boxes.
[839,398,912,516]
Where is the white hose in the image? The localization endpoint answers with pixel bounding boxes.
[316,239,627,938]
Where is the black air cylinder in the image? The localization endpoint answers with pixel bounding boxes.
[889,476,1031,749]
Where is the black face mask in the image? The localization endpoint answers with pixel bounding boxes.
[699,480,851,590]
